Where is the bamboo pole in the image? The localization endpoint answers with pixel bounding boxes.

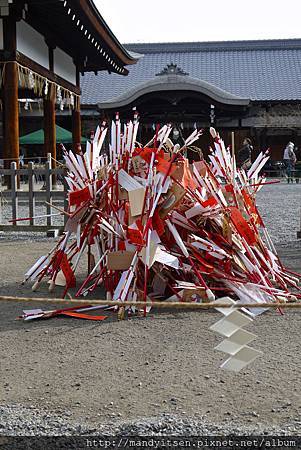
[0,295,300,309]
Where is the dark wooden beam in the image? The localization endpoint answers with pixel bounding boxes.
[3,62,19,167]
[72,94,82,154]
[72,108,82,154]
[43,83,56,164]
[73,70,82,153]
[2,16,19,169]
[3,15,16,57]
[48,46,54,73]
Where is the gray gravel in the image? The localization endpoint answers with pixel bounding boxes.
[256,182,301,246]
[0,405,93,436]
[0,201,64,228]
[1,405,300,436]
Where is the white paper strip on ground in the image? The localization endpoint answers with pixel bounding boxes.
[220,346,263,372]
[209,310,253,337]
[24,312,45,321]
[214,328,257,355]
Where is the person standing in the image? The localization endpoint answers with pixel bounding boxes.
[237,138,253,170]
[283,142,297,183]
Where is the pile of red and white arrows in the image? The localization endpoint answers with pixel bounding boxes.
[23,113,300,321]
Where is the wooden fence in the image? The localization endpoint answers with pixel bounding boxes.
[0,158,68,232]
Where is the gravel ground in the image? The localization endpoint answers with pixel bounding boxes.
[1,290,300,436]
[256,182,301,246]
[1,406,300,437]
[0,182,301,438]
[0,199,65,228]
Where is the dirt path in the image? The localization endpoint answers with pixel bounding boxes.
[0,238,300,434]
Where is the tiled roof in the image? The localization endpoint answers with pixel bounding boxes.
[81,39,301,105]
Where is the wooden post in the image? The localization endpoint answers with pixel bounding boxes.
[43,84,56,166]
[72,96,82,154]
[28,162,35,226]
[3,62,19,164]
[10,161,18,225]
[3,16,19,176]
[3,62,19,186]
[45,158,52,227]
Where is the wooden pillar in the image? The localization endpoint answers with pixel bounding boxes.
[72,67,81,154]
[72,97,82,154]
[3,15,19,170]
[3,62,19,168]
[43,83,56,166]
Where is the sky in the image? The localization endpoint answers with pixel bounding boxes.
[95,0,301,43]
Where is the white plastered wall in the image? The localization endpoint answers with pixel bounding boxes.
[54,47,76,86]
[16,20,49,69]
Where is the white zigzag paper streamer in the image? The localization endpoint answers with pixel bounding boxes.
[210,297,262,372]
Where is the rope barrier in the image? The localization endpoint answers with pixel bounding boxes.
[0,295,300,309]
